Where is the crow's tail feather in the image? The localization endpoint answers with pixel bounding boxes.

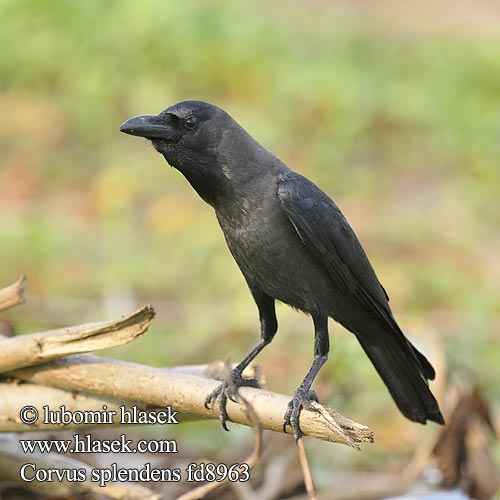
[357,333,444,425]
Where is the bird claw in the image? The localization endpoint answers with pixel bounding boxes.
[283,387,320,440]
[204,370,261,431]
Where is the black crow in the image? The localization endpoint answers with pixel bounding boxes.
[120,100,444,439]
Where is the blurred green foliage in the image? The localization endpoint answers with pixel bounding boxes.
[1,0,499,468]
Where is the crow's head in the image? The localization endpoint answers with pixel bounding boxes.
[120,100,239,203]
[120,99,229,162]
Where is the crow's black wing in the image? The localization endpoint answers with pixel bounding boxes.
[279,172,437,382]
[277,171,397,333]
[277,173,441,420]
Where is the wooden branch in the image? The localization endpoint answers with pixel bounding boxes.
[0,434,160,499]
[6,355,373,446]
[0,305,155,373]
[0,275,27,312]
[0,382,165,432]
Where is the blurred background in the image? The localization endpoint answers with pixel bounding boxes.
[1,0,499,498]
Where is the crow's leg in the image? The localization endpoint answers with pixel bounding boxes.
[205,288,277,431]
[283,313,329,440]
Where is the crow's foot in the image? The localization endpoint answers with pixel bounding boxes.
[283,387,320,440]
[204,370,260,431]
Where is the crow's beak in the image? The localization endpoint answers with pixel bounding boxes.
[119,114,179,141]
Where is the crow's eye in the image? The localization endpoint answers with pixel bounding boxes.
[184,116,198,130]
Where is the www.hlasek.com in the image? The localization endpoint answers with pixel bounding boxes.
[18,404,250,486]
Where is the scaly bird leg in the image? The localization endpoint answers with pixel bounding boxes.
[283,314,329,440]
[205,288,277,430]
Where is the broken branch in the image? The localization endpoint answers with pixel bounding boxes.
[0,305,155,373]
[0,275,27,312]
